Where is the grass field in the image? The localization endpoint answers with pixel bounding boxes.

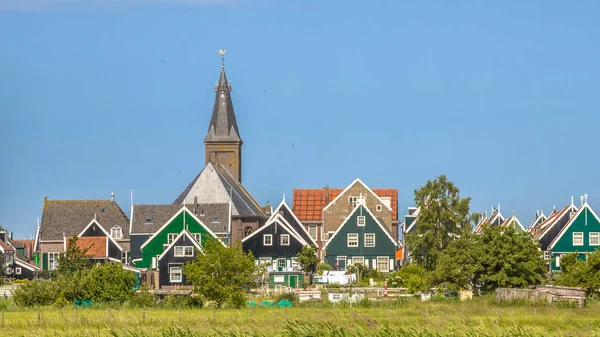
[2,297,599,336]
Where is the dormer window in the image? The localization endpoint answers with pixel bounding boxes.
[145,217,152,224]
[100,208,106,213]
[110,226,123,239]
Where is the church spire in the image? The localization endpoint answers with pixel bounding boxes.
[204,50,241,143]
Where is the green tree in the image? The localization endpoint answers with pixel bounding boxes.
[296,245,318,273]
[432,234,480,291]
[85,263,135,303]
[184,237,256,308]
[556,249,600,295]
[406,175,472,271]
[57,236,93,275]
[395,265,429,293]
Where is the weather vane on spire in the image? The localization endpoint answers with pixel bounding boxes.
[219,49,226,67]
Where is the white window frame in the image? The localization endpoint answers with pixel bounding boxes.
[308,225,317,240]
[590,232,600,246]
[15,267,21,275]
[191,233,201,244]
[169,267,182,283]
[347,233,358,247]
[110,226,123,239]
[357,216,366,227]
[376,205,382,212]
[544,251,550,260]
[121,251,128,264]
[364,233,376,247]
[167,233,178,245]
[377,257,390,272]
[348,196,358,208]
[48,252,60,271]
[353,256,364,265]
[278,259,286,269]
[573,232,584,246]
[174,246,194,257]
[263,234,273,246]
[280,234,290,246]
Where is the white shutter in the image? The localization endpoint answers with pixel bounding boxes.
[389,259,394,271]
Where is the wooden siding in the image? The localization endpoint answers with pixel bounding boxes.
[158,234,197,287]
[242,220,305,259]
[551,205,600,270]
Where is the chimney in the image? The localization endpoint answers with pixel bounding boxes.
[110,192,115,202]
[498,204,501,213]
[580,196,584,206]
[324,185,330,205]
[584,194,589,204]
[44,196,47,203]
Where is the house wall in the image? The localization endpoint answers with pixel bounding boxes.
[157,235,197,287]
[540,209,575,251]
[242,222,305,259]
[130,234,149,260]
[323,182,393,235]
[268,272,304,288]
[231,217,262,244]
[551,206,600,271]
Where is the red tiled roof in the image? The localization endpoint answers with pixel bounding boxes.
[12,239,34,259]
[68,237,107,259]
[292,188,398,222]
[0,241,14,252]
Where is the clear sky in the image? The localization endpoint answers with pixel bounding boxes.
[1,1,599,239]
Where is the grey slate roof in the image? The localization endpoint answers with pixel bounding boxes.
[39,199,130,241]
[130,203,230,235]
[174,162,266,218]
[204,66,241,143]
[271,200,316,246]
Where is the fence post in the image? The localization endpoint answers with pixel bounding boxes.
[426,307,429,320]
[213,308,216,324]
[142,309,145,324]
[285,307,288,321]
[534,308,536,322]
[75,309,78,325]
[354,308,357,321]
[2,311,4,328]
[37,309,41,326]
[249,307,252,320]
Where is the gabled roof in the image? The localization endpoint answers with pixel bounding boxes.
[76,218,124,252]
[538,205,576,240]
[0,241,14,253]
[501,216,526,232]
[204,66,242,143]
[473,213,488,233]
[528,212,547,232]
[292,186,398,222]
[174,162,266,218]
[15,258,40,272]
[130,203,229,235]
[323,179,393,213]
[473,208,505,233]
[324,204,396,249]
[404,207,420,233]
[242,214,307,246]
[158,230,205,261]
[39,198,130,241]
[549,202,600,250]
[270,198,318,246]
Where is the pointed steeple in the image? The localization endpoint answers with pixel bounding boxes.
[204,64,242,143]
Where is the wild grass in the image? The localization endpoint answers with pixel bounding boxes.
[2,295,599,336]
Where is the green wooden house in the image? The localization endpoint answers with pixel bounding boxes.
[548,196,600,271]
[501,215,526,233]
[136,206,220,270]
[268,271,304,288]
[324,203,397,272]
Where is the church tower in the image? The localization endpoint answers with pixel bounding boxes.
[204,54,243,182]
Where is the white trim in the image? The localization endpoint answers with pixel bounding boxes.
[108,257,121,263]
[280,234,290,246]
[548,203,600,250]
[324,204,396,249]
[106,236,109,258]
[270,198,318,246]
[590,232,600,246]
[78,219,124,252]
[357,216,366,226]
[322,178,393,213]
[364,233,376,247]
[157,230,204,261]
[572,232,584,246]
[129,204,134,238]
[539,205,577,242]
[347,233,358,247]
[405,208,420,233]
[263,234,273,246]
[241,214,307,246]
[140,206,222,251]
[110,226,124,240]
[15,258,40,272]
[504,216,526,232]
[169,266,183,283]
[34,224,40,253]
[528,213,547,232]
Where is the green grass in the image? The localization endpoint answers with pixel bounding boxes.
[2,297,600,336]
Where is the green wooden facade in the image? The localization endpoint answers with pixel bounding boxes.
[136,207,218,269]
[268,271,304,288]
[324,204,397,272]
[503,216,526,233]
[549,203,600,271]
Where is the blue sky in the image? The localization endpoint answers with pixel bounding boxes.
[1,1,599,239]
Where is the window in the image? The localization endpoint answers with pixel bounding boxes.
[544,251,550,260]
[191,233,201,243]
[167,233,178,245]
[573,232,584,246]
[347,233,359,247]
[48,252,59,271]
[110,226,123,239]
[377,257,389,272]
[357,216,366,226]
[348,196,358,208]
[121,251,128,264]
[353,256,364,265]
[145,217,152,223]
[364,233,376,247]
[15,267,21,275]
[258,257,271,265]
[278,259,286,269]
[170,267,182,283]
[591,232,600,246]
[308,225,317,240]
[280,234,290,246]
[376,205,382,212]
[244,226,253,238]
[174,246,194,257]
[263,234,273,246]
[291,257,299,270]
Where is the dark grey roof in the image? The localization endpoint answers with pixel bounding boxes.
[130,203,229,235]
[204,66,241,143]
[174,162,266,218]
[39,199,130,241]
[272,201,315,246]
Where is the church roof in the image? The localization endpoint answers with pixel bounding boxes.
[130,203,230,235]
[204,66,242,143]
[174,162,266,218]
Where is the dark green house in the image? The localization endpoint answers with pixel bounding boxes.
[324,203,397,272]
[548,197,600,271]
[136,206,220,270]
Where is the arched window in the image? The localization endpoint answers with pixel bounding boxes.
[244,226,253,238]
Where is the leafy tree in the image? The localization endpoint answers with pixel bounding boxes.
[184,237,256,308]
[406,175,472,271]
[296,246,318,273]
[57,236,93,275]
[317,263,332,275]
[556,250,600,295]
[13,279,60,307]
[85,263,135,303]
[393,265,429,293]
[433,235,480,291]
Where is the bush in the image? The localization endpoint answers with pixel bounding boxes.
[229,291,247,309]
[13,279,60,307]
[127,289,155,308]
[276,293,297,304]
[85,263,135,304]
[317,263,332,275]
[53,295,69,308]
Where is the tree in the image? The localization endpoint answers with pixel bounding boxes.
[85,263,136,303]
[406,175,472,271]
[296,246,318,273]
[556,249,600,295]
[433,226,546,293]
[184,237,256,308]
[57,236,93,275]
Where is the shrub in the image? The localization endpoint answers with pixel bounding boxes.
[317,263,332,275]
[276,293,297,304]
[85,263,135,304]
[127,288,155,308]
[53,295,69,308]
[13,279,60,307]
[229,291,247,309]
